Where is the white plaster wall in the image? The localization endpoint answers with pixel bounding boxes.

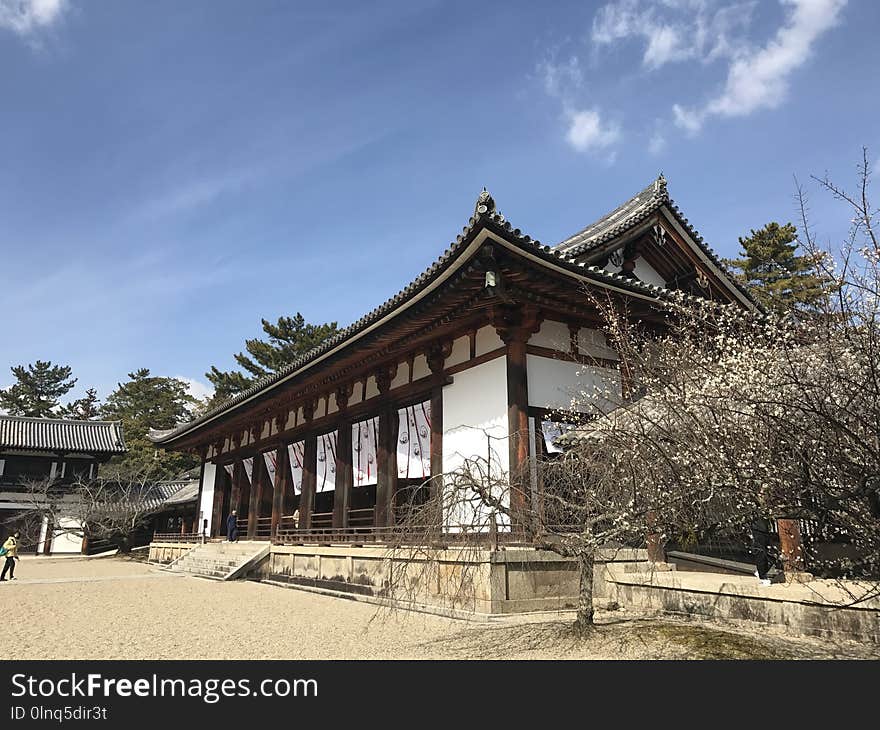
[445,335,470,368]
[442,356,510,530]
[634,258,666,288]
[364,375,379,401]
[475,325,504,356]
[327,392,338,416]
[411,353,431,381]
[51,517,84,554]
[198,462,217,537]
[529,320,571,351]
[605,257,666,288]
[527,355,621,412]
[390,363,409,390]
[578,327,619,360]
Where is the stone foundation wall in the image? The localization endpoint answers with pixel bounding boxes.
[148,541,196,565]
[257,544,650,616]
[600,568,880,644]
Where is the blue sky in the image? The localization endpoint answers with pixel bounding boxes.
[1,0,877,405]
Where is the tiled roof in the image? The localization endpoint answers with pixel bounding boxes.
[555,176,670,258]
[152,184,747,447]
[553,175,757,307]
[160,479,200,506]
[0,415,126,454]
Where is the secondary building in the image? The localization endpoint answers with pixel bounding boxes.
[0,415,126,553]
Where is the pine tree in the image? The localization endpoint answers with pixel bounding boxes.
[59,388,102,420]
[723,222,831,315]
[0,361,77,417]
[101,369,198,476]
[206,314,341,402]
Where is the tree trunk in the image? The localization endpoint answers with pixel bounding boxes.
[574,551,595,633]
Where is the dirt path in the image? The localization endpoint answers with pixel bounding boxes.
[0,556,874,660]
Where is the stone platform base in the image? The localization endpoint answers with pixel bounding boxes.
[600,567,880,644]
[255,544,649,616]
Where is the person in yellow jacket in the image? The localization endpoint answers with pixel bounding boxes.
[0,531,20,581]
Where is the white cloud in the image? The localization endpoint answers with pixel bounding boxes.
[0,0,67,37]
[536,52,623,155]
[648,130,667,155]
[565,109,621,153]
[537,56,583,99]
[673,0,847,131]
[591,0,756,71]
[134,168,260,222]
[176,377,214,403]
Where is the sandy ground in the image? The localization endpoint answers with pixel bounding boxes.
[0,555,876,660]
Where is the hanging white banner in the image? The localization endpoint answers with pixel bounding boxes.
[222,463,234,478]
[316,431,338,492]
[263,450,277,490]
[397,401,431,480]
[287,441,305,495]
[352,417,379,487]
[243,456,254,484]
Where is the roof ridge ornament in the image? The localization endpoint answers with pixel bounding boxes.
[475,187,496,216]
[654,172,667,196]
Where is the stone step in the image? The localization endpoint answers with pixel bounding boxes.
[169,542,270,581]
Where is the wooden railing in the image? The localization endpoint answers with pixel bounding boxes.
[348,508,375,527]
[274,525,533,547]
[152,532,204,544]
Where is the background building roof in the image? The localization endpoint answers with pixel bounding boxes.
[0,415,126,455]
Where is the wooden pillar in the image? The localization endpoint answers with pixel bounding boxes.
[299,401,317,530]
[332,424,352,528]
[247,456,264,540]
[374,365,399,527]
[426,345,447,482]
[332,384,354,529]
[229,459,243,520]
[300,435,317,530]
[777,518,806,575]
[270,446,289,540]
[495,305,541,533]
[426,344,448,512]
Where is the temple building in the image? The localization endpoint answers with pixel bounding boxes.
[150,176,755,544]
[0,415,126,553]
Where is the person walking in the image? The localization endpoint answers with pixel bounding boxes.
[751,516,772,586]
[226,510,238,542]
[0,531,20,581]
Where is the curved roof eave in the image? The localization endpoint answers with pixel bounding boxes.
[152,205,710,448]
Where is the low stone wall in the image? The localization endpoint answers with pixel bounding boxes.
[600,568,880,644]
[148,541,197,565]
[256,544,650,617]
